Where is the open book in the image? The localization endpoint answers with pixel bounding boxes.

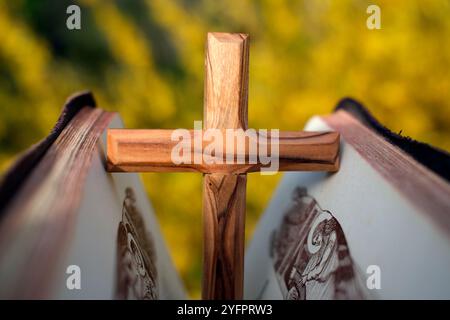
[0,93,449,299]
[245,99,450,299]
[0,92,185,299]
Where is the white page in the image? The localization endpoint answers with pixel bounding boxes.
[54,115,185,299]
[245,116,450,300]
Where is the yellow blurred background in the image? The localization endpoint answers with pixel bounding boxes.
[0,0,449,298]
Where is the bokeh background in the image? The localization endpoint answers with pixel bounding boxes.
[1,0,449,297]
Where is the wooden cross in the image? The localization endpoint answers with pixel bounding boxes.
[107,32,339,300]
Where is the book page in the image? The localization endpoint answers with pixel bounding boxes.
[245,115,450,299]
[53,115,185,299]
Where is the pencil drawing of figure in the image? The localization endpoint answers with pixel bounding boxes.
[115,187,158,299]
[271,187,367,300]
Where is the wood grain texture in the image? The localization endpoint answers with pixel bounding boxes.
[104,31,342,299]
[202,32,249,300]
[107,129,339,173]
[203,174,246,299]
[204,32,249,130]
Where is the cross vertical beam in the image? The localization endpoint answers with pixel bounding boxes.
[202,33,249,300]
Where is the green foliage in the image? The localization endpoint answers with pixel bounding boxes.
[0,0,449,297]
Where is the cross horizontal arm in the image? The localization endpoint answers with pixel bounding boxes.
[106,129,339,173]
